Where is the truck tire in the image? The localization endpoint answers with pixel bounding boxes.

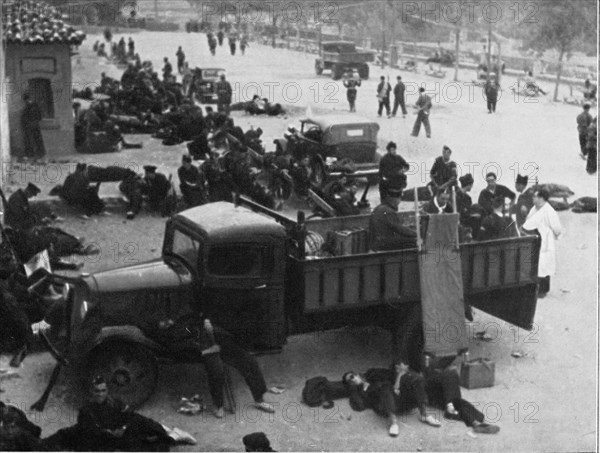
[86,342,158,408]
[315,61,323,75]
[331,64,344,80]
[358,64,369,80]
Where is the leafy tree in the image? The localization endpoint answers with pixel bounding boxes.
[523,0,597,100]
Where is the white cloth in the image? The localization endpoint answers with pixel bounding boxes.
[523,202,562,277]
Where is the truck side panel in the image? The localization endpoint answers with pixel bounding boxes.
[287,236,540,332]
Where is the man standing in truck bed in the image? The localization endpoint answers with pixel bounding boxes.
[369,188,417,251]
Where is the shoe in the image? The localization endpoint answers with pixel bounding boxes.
[444,410,462,421]
[410,133,418,137]
[388,423,399,437]
[420,415,441,427]
[426,135,431,138]
[254,402,276,413]
[473,423,500,434]
[213,407,224,418]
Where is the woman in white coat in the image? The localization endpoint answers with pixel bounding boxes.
[522,188,563,297]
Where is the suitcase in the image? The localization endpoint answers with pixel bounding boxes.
[330,230,354,256]
[460,358,495,389]
[350,228,368,254]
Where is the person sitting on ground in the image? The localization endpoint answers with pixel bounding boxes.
[42,376,196,451]
[243,432,276,452]
[59,163,105,217]
[421,354,500,434]
[422,189,453,215]
[369,187,417,251]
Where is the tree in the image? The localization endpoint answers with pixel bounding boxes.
[524,0,597,101]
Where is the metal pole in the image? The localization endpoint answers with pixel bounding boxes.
[414,187,422,252]
[486,16,492,82]
[0,7,11,195]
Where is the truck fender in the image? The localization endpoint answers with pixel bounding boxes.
[273,138,288,155]
[91,325,164,354]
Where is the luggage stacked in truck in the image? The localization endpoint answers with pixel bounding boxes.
[327,228,368,256]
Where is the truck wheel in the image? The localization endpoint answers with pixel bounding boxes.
[358,64,369,79]
[315,61,323,75]
[86,342,158,408]
[331,64,343,80]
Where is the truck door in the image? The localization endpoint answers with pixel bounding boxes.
[202,242,286,351]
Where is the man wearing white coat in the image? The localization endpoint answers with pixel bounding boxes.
[522,188,563,297]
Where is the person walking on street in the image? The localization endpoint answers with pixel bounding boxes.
[176,46,186,74]
[484,76,500,113]
[392,76,407,118]
[21,93,46,161]
[576,103,593,159]
[343,69,361,112]
[376,76,392,118]
[411,87,432,138]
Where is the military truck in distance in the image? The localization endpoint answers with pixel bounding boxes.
[44,197,541,407]
[315,41,375,80]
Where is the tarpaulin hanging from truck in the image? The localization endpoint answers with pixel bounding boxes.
[419,213,468,358]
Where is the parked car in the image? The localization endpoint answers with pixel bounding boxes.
[274,115,381,187]
[189,67,226,104]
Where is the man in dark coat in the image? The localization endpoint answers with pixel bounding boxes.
[60,163,105,216]
[162,57,173,81]
[379,141,409,201]
[176,46,186,74]
[513,174,534,226]
[576,103,593,158]
[21,93,46,160]
[391,76,407,117]
[142,166,172,216]
[429,145,457,194]
[411,87,432,138]
[4,183,42,232]
[376,76,392,118]
[586,116,597,174]
[369,188,417,251]
[484,76,500,113]
[216,74,233,115]
[478,196,516,240]
[343,69,361,112]
[178,154,207,208]
[478,172,515,216]
[0,401,43,451]
[119,172,144,220]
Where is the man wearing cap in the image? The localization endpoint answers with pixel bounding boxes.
[21,93,46,161]
[379,141,409,202]
[576,103,593,159]
[178,155,207,208]
[142,166,172,216]
[478,172,515,216]
[411,87,432,138]
[216,74,233,115]
[484,75,500,113]
[369,188,417,251]
[392,76,407,118]
[243,432,276,452]
[5,183,43,232]
[429,146,457,194]
[513,174,534,226]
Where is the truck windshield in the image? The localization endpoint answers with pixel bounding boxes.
[171,229,200,272]
[207,245,273,277]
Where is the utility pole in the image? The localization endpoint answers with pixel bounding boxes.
[486,18,492,82]
[0,6,11,192]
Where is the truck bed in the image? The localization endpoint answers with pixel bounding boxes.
[286,213,540,332]
[322,51,375,63]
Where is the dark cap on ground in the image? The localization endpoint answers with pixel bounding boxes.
[26,183,41,195]
[515,174,528,185]
[144,165,157,173]
[459,173,474,188]
[242,432,274,452]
